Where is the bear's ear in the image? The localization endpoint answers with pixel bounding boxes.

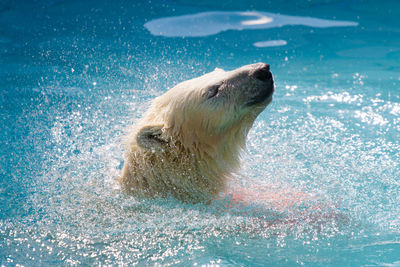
[136,125,168,151]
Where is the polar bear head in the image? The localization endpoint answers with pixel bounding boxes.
[136,62,274,154]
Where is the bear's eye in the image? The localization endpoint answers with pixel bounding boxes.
[205,83,222,99]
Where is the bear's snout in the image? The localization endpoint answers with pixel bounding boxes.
[253,64,272,82]
[245,63,274,106]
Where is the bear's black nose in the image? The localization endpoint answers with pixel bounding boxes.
[254,64,272,82]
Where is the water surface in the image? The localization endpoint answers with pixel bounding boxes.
[1,0,400,265]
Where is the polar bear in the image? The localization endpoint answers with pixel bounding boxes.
[120,63,274,203]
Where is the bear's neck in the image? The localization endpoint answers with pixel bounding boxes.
[121,144,231,203]
[161,121,250,202]
[121,133,245,203]
[121,117,254,203]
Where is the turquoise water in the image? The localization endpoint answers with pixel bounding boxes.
[1,0,400,265]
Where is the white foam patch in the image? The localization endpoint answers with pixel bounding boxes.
[144,11,358,37]
[253,40,287,47]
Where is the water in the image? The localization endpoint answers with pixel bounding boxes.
[1,0,400,265]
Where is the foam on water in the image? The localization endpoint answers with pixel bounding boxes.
[253,40,288,48]
[144,11,358,38]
